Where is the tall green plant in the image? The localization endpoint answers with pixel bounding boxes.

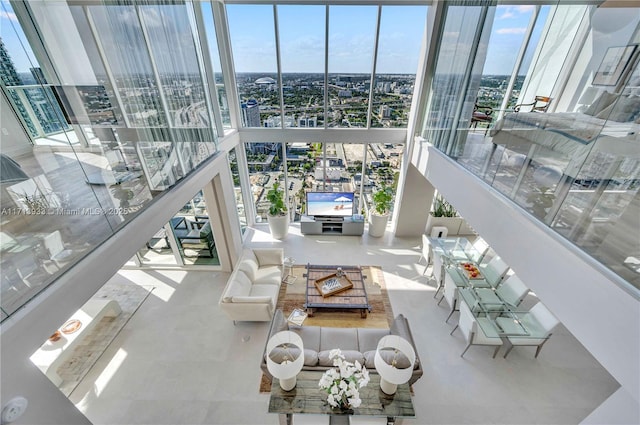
[266,181,287,216]
[431,194,457,217]
[372,184,394,215]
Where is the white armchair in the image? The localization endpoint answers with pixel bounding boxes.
[500,302,559,359]
[451,300,503,358]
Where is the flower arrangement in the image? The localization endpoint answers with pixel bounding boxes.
[318,349,370,409]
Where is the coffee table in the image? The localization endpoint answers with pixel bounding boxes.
[304,264,371,318]
[269,370,415,425]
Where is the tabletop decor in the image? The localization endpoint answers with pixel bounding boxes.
[266,331,305,391]
[318,348,370,410]
[374,335,416,395]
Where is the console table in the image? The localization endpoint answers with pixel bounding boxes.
[300,216,364,236]
[269,371,415,425]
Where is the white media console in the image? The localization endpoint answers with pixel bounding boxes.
[300,215,365,236]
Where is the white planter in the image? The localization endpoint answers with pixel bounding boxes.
[268,214,290,240]
[368,212,389,238]
[426,215,463,236]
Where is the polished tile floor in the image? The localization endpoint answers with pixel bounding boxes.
[69,224,619,424]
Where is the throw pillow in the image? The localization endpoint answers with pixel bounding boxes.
[596,95,640,122]
[254,249,283,266]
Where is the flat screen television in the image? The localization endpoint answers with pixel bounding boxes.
[306,192,354,217]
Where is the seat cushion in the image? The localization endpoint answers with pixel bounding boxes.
[248,283,279,300]
[253,266,282,286]
[319,328,359,352]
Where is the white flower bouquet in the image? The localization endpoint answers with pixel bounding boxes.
[318,348,370,409]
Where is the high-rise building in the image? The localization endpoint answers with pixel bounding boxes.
[241,98,260,127]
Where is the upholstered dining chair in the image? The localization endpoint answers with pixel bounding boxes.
[496,275,530,307]
[470,238,490,263]
[438,272,458,323]
[43,230,74,267]
[451,300,503,358]
[479,255,510,287]
[418,234,432,271]
[431,249,445,298]
[294,414,330,424]
[500,302,559,359]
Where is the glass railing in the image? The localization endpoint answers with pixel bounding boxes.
[0,135,217,322]
[432,100,640,291]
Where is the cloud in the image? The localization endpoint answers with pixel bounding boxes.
[496,28,527,35]
[0,10,18,22]
[498,5,535,20]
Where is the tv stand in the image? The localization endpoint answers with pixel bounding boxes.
[300,216,364,236]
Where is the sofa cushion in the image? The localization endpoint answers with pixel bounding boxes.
[254,266,282,286]
[318,350,364,367]
[363,349,415,370]
[290,325,321,352]
[222,270,252,302]
[254,249,283,266]
[357,328,390,353]
[584,91,618,116]
[237,258,259,281]
[319,327,359,352]
[249,283,279,300]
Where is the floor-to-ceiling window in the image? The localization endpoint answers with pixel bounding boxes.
[421,1,640,289]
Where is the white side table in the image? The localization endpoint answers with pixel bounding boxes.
[283,257,296,285]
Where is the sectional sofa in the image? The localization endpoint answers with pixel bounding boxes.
[261,309,423,386]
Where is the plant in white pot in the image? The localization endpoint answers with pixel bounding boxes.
[368,184,394,237]
[266,181,289,239]
[426,194,463,236]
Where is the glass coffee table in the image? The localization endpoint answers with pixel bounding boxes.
[304,264,371,318]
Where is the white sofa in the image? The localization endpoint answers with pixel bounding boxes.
[219,248,283,323]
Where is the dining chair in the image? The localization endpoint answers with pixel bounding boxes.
[438,272,458,323]
[418,234,432,271]
[495,275,530,307]
[451,300,503,358]
[501,302,559,359]
[479,255,510,287]
[294,414,330,424]
[431,250,445,298]
[43,230,74,267]
[470,238,490,263]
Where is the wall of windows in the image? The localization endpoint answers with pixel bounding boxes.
[419,1,640,290]
[0,1,222,321]
[226,3,427,129]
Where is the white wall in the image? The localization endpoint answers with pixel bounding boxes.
[412,145,639,421]
[0,153,242,424]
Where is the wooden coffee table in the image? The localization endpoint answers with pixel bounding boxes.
[304,264,371,318]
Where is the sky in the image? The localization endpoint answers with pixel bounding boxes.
[2,1,545,77]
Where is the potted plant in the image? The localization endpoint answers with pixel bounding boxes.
[266,181,289,239]
[368,184,394,237]
[426,194,465,236]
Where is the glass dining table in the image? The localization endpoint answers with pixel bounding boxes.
[429,237,501,288]
[458,288,547,339]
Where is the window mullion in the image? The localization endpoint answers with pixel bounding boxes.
[366,5,382,129]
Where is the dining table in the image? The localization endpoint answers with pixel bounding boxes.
[430,237,547,341]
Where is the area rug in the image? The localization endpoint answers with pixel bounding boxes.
[55,283,154,397]
[260,265,393,392]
